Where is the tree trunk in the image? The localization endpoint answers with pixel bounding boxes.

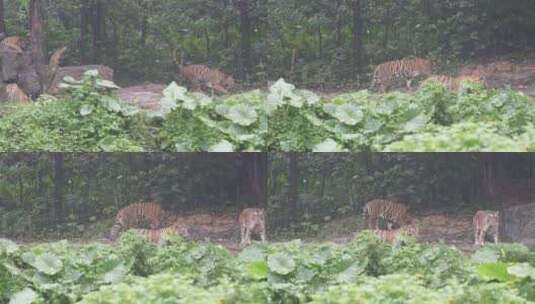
[238,0,251,80]
[317,24,322,59]
[0,0,6,35]
[92,0,106,63]
[335,0,343,46]
[28,0,46,93]
[288,153,299,223]
[53,154,64,227]
[80,1,90,64]
[238,154,267,207]
[351,0,364,79]
[204,29,210,60]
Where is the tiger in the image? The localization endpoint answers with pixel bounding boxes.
[109,202,168,241]
[473,210,499,247]
[239,208,266,247]
[372,58,433,92]
[423,74,485,91]
[179,64,235,95]
[130,222,191,243]
[486,61,516,73]
[373,221,420,245]
[363,199,411,230]
[4,84,30,103]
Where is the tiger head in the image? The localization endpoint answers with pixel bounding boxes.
[409,58,433,78]
[223,75,235,89]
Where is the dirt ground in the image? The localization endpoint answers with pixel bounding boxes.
[1,210,491,254]
[165,211,479,255]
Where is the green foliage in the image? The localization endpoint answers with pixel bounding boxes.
[149,235,235,287]
[2,235,535,303]
[267,80,535,152]
[1,78,534,152]
[159,84,267,152]
[0,71,145,152]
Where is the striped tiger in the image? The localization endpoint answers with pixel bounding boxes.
[423,74,485,91]
[179,64,235,95]
[109,202,167,241]
[4,84,30,103]
[363,199,411,230]
[473,210,499,247]
[372,57,433,92]
[130,222,190,243]
[373,221,419,245]
[239,208,266,247]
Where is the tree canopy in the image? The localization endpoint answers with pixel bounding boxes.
[1,0,533,87]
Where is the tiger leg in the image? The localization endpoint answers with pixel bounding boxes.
[240,224,246,247]
[260,223,266,243]
[191,79,201,92]
[474,227,481,246]
[213,84,228,95]
[406,79,413,90]
[366,216,374,230]
[244,227,252,246]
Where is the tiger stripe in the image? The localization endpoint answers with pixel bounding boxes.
[473,210,499,246]
[363,199,411,230]
[373,221,419,245]
[130,222,190,243]
[109,202,167,241]
[372,58,433,92]
[179,64,235,95]
[423,74,485,91]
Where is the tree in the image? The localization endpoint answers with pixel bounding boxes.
[287,153,299,222]
[53,153,64,226]
[0,0,6,35]
[29,0,46,93]
[238,0,251,80]
[350,0,364,80]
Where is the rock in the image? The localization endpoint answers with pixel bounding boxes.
[48,65,114,94]
[117,83,166,111]
[501,202,535,248]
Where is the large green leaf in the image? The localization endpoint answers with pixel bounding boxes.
[0,238,19,254]
[30,253,63,276]
[477,262,515,282]
[216,104,258,126]
[508,263,535,279]
[313,139,344,152]
[103,263,128,284]
[9,288,37,304]
[246,261,269,280]
[267,253,296,275]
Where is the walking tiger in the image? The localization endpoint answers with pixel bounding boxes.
[423,74,485,91]
[239,208,266,247]
[129,222,190,243]
[363,199,411,230]
[173,50,235,95]
[109,202,168,241]
[373,221,420,245]
[372,58,433,92]
[473,210,499,247]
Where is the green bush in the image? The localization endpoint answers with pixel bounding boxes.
[3,234,535,303]
[0,71,145,152]
[0,77,534,152]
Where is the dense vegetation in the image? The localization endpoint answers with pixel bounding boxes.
[0,73,534,152]
[3,0,534,86]
[2,233,535,304]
